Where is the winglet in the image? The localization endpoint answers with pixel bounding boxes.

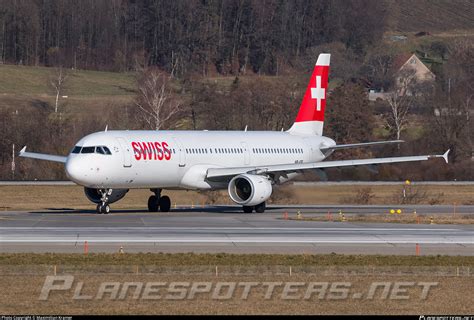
[442,149,450,164]
[428,149,450,163]
[19,146,26,155]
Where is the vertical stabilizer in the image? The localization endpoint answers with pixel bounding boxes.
[287,53,330,136]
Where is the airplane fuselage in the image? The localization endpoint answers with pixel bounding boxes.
[65,130,336,189]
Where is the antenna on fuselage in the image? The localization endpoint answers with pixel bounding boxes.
[244,125,248,132]
[104,125,108,132]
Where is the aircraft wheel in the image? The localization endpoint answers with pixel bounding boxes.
[97,204,110,214]
[148,195,159,212]
[254,202,266,213]
[159,196,171,212]
[243,206,253,213]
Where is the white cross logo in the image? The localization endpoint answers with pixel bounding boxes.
[311,75,326,111]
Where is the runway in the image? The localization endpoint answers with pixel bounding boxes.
[0,205,473,255]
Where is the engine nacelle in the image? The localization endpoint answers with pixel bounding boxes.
[228,174,272,206]
[84,187,129,204]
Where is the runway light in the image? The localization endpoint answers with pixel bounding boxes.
[327,211,333,221]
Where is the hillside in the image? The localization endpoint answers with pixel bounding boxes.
[0,65,136,114]
[390,0,474,32]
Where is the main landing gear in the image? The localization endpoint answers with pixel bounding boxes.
[148,188,171,212]
[96,188,112,214]
[243,201,266,213]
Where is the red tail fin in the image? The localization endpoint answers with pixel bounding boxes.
[288,53,330,135]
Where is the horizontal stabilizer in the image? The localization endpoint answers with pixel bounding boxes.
[320,140,404,152]
[19,146,67,163]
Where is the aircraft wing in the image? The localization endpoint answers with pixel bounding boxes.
[320,140,404,152]
[206,150,450,179]
[19,146,67,163]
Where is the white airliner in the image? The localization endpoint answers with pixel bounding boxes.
[19,53,449,214]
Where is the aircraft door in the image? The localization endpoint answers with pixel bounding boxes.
[303,137,317,162]
[116,137,132,168]
[241,142,250,165]
[173,137,186,167]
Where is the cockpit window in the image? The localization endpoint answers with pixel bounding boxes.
[78,146,112,155]
[81,146,95,154]
[71,146,82,154]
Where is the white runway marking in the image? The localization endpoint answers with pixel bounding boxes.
[0,227,464,231]
[1,239,473,244]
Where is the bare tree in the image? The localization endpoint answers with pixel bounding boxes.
[49,66,68,113]
[135,68,182,130]
[384,69,418,141]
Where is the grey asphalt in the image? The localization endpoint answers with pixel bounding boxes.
[0,205,472,255]
[2,180,474,186]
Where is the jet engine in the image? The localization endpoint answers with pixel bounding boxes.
[228,174,272,206]
[84,187,129,204]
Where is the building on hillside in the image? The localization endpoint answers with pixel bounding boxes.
[369,53,435,101]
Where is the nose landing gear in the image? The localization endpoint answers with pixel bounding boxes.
[97,203,110,214]
[148,188,172,212]
[96,188,112,214]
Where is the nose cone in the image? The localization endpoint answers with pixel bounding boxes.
[65,156,86,185]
